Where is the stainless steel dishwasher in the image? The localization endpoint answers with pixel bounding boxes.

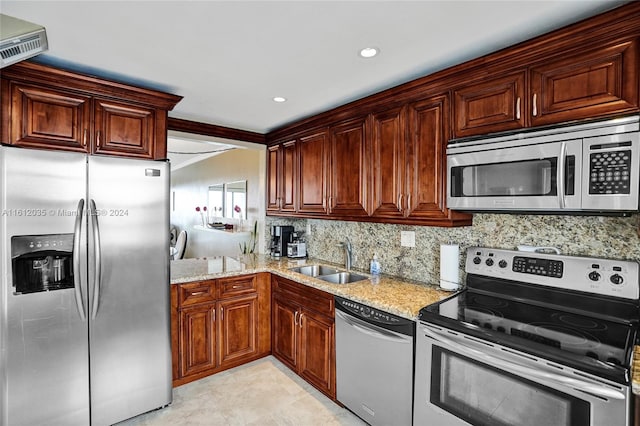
[335,296,415,426]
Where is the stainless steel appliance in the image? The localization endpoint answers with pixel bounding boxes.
[287,231,307,258]
[0,146,172,426]
[270,225,293,258]
[335,296,415,426]
[446,115,639,213]
[414,247,639,426]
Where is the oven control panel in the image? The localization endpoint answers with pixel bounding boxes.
[466,247,639,300]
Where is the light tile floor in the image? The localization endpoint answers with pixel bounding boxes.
[117,356,367,426]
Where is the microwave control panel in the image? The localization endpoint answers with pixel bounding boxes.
[588,147,631,195]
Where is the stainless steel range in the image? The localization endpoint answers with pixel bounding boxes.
[414,247,639,426]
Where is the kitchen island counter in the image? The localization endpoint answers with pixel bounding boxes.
[171,255,453,320]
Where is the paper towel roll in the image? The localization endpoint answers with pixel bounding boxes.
[440,244,460,291]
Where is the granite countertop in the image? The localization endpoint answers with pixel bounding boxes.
[171,254,453,320]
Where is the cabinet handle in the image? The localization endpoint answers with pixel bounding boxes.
[190,291,207,296]
[398,194,404,212]
[294,310,299,326]
[231,285,240,289]
[82,129,88,147]
[407,194,411,212]
[299,313,304,328]
[96,130,102,147]
[516,97,521,120]
[221,306,224,321]
[322,197,326,209]
[213,309,215,322]
[532,93,538,117]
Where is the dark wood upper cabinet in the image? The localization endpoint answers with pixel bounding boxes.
[405,94,449,220]
[6,82,92,152]
[93,98,156,158]
[370,106,406,219]
[298,130,329,214]
[267,141,298,213]
[530,39,639,127]
[453,71,527,138]
[1,62,181,159]
[328,117,369,217]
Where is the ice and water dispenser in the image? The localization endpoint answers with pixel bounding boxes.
[11,234,74,294]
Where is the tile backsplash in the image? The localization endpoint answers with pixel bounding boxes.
[266,214,640,286]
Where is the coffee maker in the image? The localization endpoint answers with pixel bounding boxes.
[270,225,294,258]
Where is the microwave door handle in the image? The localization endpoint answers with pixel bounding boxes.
[421,326,625,400]
[558,142,567,208]
[73,199,86,321]
[90,199,102,320]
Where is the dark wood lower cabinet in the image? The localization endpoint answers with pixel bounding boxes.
[271,275,336,399]
[171,273,271,387]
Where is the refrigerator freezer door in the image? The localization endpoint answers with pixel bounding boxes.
[87,156,171,425]
[0,147,89,426]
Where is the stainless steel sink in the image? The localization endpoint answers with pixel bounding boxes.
[289,265,340,277]
[318,272,368,284]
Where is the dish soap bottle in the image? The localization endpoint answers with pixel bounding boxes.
[370,253,381,275]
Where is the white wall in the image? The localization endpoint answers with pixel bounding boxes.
[171,147,266,258]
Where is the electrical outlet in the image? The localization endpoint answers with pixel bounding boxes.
[400,231,415,248]
[306,223,312,236]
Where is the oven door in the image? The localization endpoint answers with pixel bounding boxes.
[447,138,582,211]
[414,323,630,426]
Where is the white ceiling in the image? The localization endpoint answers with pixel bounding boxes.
[0,0,628,135]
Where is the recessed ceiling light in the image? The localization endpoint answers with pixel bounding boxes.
[273,96,287,103]
[359,47,379,58]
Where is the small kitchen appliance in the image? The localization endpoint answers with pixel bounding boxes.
[446,115,639,214]
[287,231,307,258]
[414,247,639,426]
[270,225,293,258]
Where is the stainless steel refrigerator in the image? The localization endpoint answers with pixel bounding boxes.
[0,145,172,425]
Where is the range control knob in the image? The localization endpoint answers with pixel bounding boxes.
[610,274,624,285]
[498,260,508,268]
[588,271,601,282]
[473,257,482,265]
[485,258,494,267]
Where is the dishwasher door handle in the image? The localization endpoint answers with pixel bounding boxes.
[336,310,412,343]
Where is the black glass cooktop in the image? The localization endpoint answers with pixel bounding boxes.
[419,282,638,384]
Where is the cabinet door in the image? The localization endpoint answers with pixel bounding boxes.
[298,309,335,398]
[406,94,450,219]
[298,130,329,214]
[453,71,526,138]
[218,295,258,366]
[179,304,216,377]
[280,141,298,212]
[329,117,369,216]
[530,39,639,126]
[93,98,156,159]
[370,107,406,219]
[266,145,281,212]
[7,82,91,152]
[272,295,299,371]
[267,141,297,213]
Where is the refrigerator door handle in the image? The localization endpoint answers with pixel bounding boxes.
[73,199,87,321]
[90,199,102,320]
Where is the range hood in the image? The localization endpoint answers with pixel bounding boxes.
[0,14,48,68]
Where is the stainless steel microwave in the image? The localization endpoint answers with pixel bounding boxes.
[446,115,639,214]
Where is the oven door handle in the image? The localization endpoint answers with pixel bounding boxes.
[421,326,625,400]
[337,310,412,343]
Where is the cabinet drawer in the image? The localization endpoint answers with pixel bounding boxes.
[219,275,257,298]
[273,277,334,317]
[178,280,216,306]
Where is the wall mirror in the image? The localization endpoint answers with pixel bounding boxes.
[225,180,247,220]
[207,180,246,221]
[207,184,225,220]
